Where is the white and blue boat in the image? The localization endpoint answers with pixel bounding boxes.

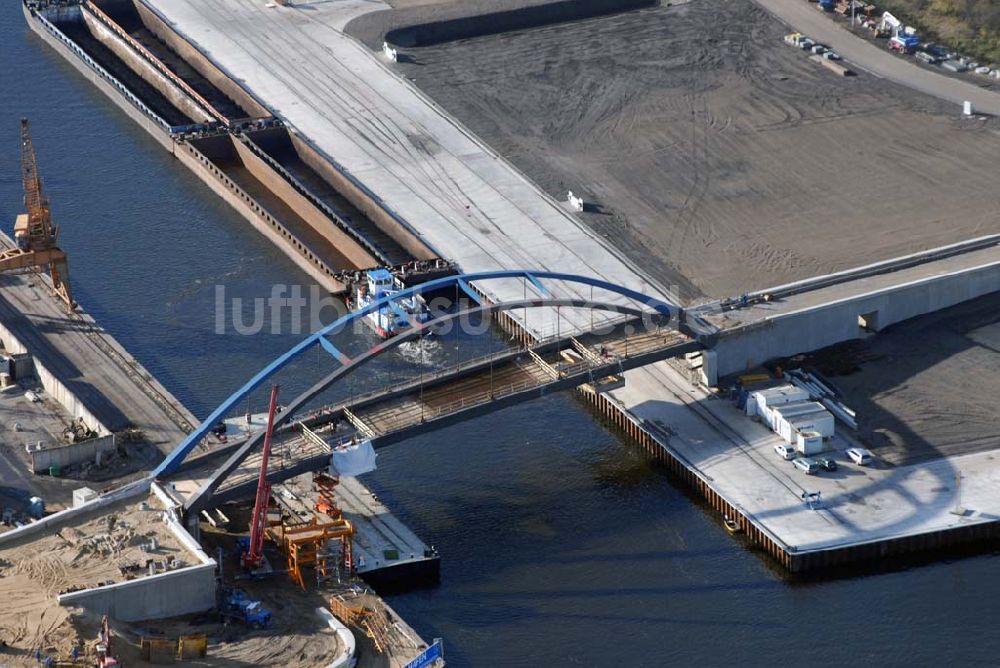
[350,268,430,338]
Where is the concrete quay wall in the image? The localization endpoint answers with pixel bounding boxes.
[712,258,1000,377]
[578,383,1000,572]
[0,316,109,437]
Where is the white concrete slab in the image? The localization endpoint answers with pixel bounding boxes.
[141,0,676,338]
[611,362,1000,554]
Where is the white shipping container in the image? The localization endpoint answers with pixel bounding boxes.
[752,385,810,428]
[797,431,824,455]
[776,409,835,443]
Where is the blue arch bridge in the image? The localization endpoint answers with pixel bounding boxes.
[153,271,712,519]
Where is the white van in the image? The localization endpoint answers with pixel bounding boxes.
[846,448,873,466]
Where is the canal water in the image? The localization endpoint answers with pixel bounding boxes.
[2,6,996,666]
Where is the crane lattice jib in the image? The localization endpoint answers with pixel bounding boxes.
[244,385,280,571]
[19,118,54,248]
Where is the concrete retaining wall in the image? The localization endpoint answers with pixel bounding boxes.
[132,0,270,119]
[30,434,116,473]
[713,260,1000,376]
[289,132,438,261]
[0,477,148,548]
[50,481,214,621]
[58,561,216,621]
[384,0,658,47]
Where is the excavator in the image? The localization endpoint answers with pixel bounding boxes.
[0,119,74,310]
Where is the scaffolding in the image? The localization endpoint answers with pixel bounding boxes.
[329,593,393,655]
[282,516,354,590]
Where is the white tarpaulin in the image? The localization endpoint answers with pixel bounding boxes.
[329,439,377,477]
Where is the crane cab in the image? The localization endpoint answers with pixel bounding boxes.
[13,214,29,249]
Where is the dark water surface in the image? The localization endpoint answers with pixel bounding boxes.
[2,6,995,666]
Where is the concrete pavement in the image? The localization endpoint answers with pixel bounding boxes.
[143,0,675,339]
[612,361,1000,554]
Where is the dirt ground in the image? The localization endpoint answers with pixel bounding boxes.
[794,292,1000,466]
[355,0,1000,301]
[0,497,351,667]
[0,495,190,664]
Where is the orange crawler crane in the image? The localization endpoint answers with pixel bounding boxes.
[0,119,73,309]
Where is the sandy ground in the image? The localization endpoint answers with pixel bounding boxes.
[0,497,351,667]
[361,0,1000,301]
[796,292,1000,466]
[0,496,189,664]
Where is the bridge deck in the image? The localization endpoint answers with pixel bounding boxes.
[357,357,552,435]
[173,326,695,511]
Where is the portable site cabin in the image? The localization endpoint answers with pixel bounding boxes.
[772,401,835,445]
[746,384,810,427]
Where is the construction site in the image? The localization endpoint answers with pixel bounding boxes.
[4,0,1000,664]
[0,108,439,667]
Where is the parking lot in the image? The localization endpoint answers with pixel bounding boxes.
[614,362,1000,554]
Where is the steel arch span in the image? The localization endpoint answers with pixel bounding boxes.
[154,270,683,479]
[182,296,695,514]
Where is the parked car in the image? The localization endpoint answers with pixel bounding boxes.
[814,456,838,472]
[794,457,822,475]
[823,51,842,61]
[774,443,797,460]
[921,43,949,60]
[811,44,828,55]
[915,51,938,65]
[846,448,874,466]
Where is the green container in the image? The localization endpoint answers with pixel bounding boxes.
[48,464,60,477]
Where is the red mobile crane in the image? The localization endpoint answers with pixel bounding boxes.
[94,615,119,667]
[241,385,280,571]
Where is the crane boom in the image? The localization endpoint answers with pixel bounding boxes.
[0,119,73,310]
[242,385,280,571]
[19,118,56,249]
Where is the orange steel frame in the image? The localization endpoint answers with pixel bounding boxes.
[283,517,355,590]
